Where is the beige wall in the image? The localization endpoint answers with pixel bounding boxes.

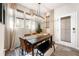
[77,12,79,49]
[0,23,5,55]
[45,10,54,41]
[49,10,54,35]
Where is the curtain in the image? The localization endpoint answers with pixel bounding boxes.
[5,4,16,51]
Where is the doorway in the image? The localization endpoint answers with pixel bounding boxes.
[61,16,71,43]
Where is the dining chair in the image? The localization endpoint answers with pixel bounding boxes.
[19,37,32,56]
[36,40,50,56]
[36,40,55,56]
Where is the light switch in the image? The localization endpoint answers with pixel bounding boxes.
[73,28,75,30]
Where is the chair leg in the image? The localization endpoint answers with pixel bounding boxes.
[21,49,24,56]
[36,50,38,56]
[36,50,44,56]
[53,44,55,53]
[19,48,22,56]
[52,41,55,53]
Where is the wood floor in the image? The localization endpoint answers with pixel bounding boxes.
[51,44,79,56]
[6,44,79,56]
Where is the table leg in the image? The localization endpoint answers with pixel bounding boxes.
[32,46,34,56]
[50,36,52,48]
[21,49,24,55]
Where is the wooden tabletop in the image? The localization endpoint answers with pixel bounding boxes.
[19,33,52,45]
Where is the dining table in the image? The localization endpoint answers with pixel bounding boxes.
[19,33,53,56]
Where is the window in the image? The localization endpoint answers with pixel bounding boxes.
[25,20,37,32]
[15,19,24,28]
[15,9,24,28]
[16,9,24,18]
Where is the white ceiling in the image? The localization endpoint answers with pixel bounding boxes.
[20,3,66,16]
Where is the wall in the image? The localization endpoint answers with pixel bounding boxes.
[48,10,54,35]
[54,3,79,49]
[77,12,79,48]
[45,10,54,43]
[0,23,5,55]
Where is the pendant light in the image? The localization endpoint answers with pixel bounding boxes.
[37,3,41,16]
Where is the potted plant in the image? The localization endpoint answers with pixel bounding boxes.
[36,23,42,33]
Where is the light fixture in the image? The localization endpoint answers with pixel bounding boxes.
[37,3,41,16]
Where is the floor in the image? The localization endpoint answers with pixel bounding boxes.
[6,44,79,56]
[51,44,79,56]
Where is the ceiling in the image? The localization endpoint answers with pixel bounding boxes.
[20,3,66,16]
